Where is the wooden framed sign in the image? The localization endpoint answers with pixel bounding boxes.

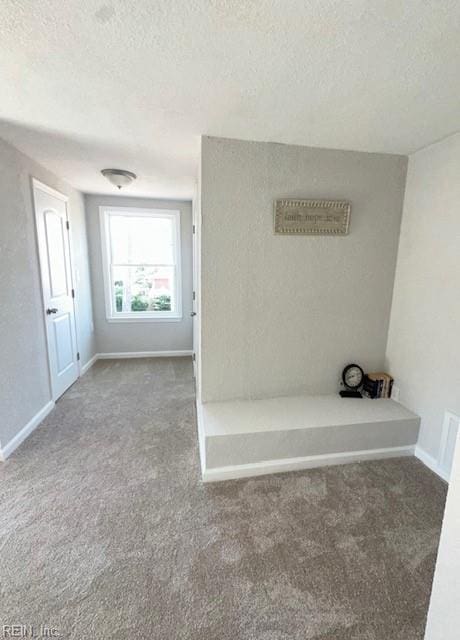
[274,199,351,235]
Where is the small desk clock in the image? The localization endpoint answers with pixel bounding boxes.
[340,363,364,398]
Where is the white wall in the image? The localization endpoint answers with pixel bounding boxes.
[424,431,460,639]
[385,133,460,460]
[85,195,193,354]
[200,136,407,402]
[0,137,95,448]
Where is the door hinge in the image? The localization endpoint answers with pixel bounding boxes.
[192,353,196,362]
[192,291,196,301]
[77,352,80,361]
[66,220,70,230]
[71,288,75,298]
[192,224,196,234]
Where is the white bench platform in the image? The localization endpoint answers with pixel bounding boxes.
[197,394,420,482]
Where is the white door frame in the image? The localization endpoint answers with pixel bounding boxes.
[32,178,81,399]
[191,196,199,382]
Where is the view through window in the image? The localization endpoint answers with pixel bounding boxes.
[100,207,181,320]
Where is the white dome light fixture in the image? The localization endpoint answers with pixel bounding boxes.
[101,168,137,190]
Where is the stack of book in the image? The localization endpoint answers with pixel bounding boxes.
[362,372,394,399]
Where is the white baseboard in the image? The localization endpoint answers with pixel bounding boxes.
[81,351,193,373]
[80,353,98,375]
[195,400,206,476]
[0,401,55,461]
[415,445,449,482]
[97,350,193,359]
[202,445,415,483]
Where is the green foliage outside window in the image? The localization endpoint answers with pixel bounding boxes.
[150,295,171,311]
[114,279,171,313]
[131,294,149,311]
[115,280,123,312]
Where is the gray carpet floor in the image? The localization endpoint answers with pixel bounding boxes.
[0,357,447,639]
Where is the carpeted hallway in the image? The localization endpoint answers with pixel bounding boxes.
[0,358,447,639]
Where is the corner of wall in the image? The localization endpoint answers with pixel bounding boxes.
[383,154,410,368]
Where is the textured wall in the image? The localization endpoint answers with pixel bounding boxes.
[385,133,460,459]
[0,137,95,448]
[200,136,407,402]
[85,195,193,354]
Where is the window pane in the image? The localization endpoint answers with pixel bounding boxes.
[113,265,175,313]
[110,215,174,264]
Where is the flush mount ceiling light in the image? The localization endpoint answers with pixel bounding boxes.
[101,168,137,190]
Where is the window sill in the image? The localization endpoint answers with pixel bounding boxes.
[106,316,183,324]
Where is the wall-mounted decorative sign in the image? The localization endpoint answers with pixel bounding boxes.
[274,199,351,235]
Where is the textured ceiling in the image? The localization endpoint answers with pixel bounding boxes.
[0,0,459,198]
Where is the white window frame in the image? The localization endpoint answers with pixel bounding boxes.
[99,206,182,322]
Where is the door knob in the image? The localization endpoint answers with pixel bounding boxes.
[190,311,197,317]
[46,308,58,314]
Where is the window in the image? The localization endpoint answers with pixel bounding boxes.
[100,207,182,321]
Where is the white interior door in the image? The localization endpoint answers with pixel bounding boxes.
[33,180,79,400]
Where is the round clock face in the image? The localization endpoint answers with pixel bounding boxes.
[342,364,364,389]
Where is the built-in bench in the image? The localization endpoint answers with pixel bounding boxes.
[197,394,420,482]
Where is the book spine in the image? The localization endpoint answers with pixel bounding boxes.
[365,373,393,399]
[363,376,379,399]
[389,378,394,398]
